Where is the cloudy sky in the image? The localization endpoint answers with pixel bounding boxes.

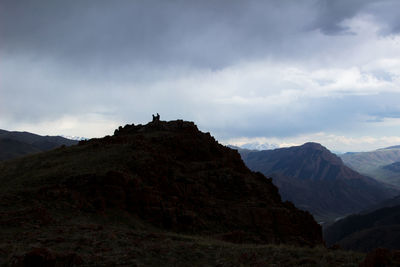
[1,0,400,152]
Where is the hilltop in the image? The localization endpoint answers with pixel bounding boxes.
[0,119,344,266]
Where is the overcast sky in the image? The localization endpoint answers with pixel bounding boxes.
[1,0,400,152]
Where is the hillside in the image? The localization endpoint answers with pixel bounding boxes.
[361,194,400,214]
[0,119,348,265]
[0,138,42,161]
[238,143,398,222]
[0,129,78,161]
[340,146,400,187]
[383,162,400,172]
[324,205,400,252]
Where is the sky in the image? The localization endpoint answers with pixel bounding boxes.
[1,0,400,152]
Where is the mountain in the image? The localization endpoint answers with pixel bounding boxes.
[340,146,400,187]
[0,138,42,161]
[0,129,78,161]
[238,142,399,222]
[0,120,328,265]
[324,205,400,252]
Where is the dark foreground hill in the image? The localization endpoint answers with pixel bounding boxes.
[239,143,398,222]
[0,129,77,161]
[1,120,369,266]
[324,205,400,252]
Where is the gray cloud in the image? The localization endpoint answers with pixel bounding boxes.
[310,0,400,35]
[1,0,399,68]
[0,0,318,69]
[310,0,373,34]
[200,92,400,140]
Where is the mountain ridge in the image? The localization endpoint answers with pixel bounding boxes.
[0,129,78,161]
[238,143,399,222]
[340,146,400,187]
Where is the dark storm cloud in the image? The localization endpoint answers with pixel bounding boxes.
[310,0,374,34]
[310,0,400,35]
[366,1,400,34]
[1,0,399,68]
[0,0,315,69]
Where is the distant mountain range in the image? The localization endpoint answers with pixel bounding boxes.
[0,129,78,161]
[60,135,88,141]
[340,146,400,187]
[236,142,278,150]
[238,143,399,223]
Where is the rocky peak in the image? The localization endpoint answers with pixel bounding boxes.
[114,120,200,136]
[2,119,323,247]
[300,142,343,166]
[302,142,325,150]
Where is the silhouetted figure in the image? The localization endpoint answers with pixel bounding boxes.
[152,113,160,122]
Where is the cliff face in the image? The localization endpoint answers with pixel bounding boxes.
[0,120,322,247]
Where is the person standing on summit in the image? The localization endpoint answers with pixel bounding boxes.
[152,113,160,122]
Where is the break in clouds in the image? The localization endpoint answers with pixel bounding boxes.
[1,0,400,152]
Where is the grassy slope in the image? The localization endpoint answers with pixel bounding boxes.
[0,139,126,194]
[0,139,42,161]
[0,207,364,266]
